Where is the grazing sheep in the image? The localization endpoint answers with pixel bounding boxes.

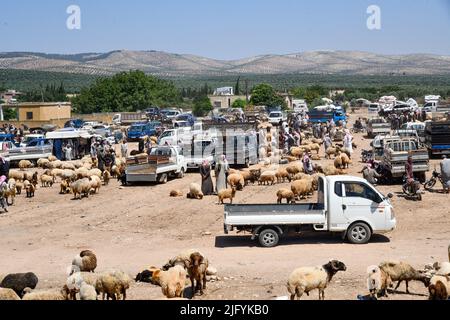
[24,180,35,198]
[428,275,450,300]
[170,190,183,197]
[151,266,187,299]
[70,178,91,200]
[89,176,101,194]
[0,272,38,298]
[71,250,97,274]
[18,160,33,171]
[188,252,209,296]
[367,265,393,298]
[276,168,291,183]
[218,187,237,205]
[379,261,430,294]
[227,173,245,191]
[80,282,97,300]
[0,288,20,300]
[40,174,54,188]
[22,286,70,300]
[277,189,296,204]
[187,183,204,200]
[287,260,347,300]
[259,171,276,186]
[103,170,111,186]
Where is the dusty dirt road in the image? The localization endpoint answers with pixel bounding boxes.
[0,111,449,300]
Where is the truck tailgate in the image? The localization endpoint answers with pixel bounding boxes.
[225,204,325,226]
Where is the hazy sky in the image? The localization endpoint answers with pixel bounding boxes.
[1,0,450,59]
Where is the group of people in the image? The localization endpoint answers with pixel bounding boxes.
[199,155,230,196]
[387,110,426,130]
[90,138,117,172]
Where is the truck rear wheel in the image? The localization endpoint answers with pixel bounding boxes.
[347,223,371,244]
[258,229,280,248]
[176,169,185,179]
[158,173,168,184]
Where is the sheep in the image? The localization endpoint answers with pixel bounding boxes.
[227,173,245,191]
[103,170,111,186]
[75,167,90,179]
[89,176,101,194]
[275,168,291,183]
[170,190,183,197]
[286,163,303,179]
[15,181,23,195]
[0,288,20,300]
[339,153,352,169]
[111,165,121,178]
[24,180,35,198]
[379,261,430,294]
[8,169,24,182]
[51,168,64,180]
[18,160,33,170]
[51,160,63,169]
[282,156,298,163]
[135,267,160,284]
[48,155,57,162]
[428,275,450,300]
[40,174,54,188]
[37,158,51,169]
[311,138,323,145]
[0,272,38,298]
[290,147,304,159]
[62,169,76,182]
[218,187,237,205]
[103,270,132,300]
[66,272,101,300]
[291,180,312,200]
[70,178,91,200]
[61,162,76,171]
[259,171,276,186]
[277,189,296,204]
[188,252,209,296]
[5,179,16,205]
[79,282,97,300]
[162,249,205,271]
[71,160,84,169]
[308,144,321,155]
[60,179,71,194]
[287,260,347,300]
[323,166,347,176]
[151,265,187,299]
[88,169,102,179]
[71,250,97,274]
[22,286,70,300]
[367,265,393,298]
[325,146,341,159]
[187,183,204,200]
[334,154,343,169]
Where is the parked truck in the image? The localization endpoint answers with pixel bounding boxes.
[112,113,148,126]
[1,138,53,165]
[367,118,391,138]
[125,146,187,184]
[425,121,450,157]
[223,175,396,247]
[308,110,347,124]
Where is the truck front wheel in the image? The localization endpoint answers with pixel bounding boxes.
[258,229,280,248]
[347,223,372,244]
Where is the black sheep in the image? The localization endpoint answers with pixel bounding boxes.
[0,272,38,298]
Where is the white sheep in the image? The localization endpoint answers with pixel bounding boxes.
[367,265,392,298]
[187,183,203,200]
[22,287,70,300]
[287,260,347,300]
[152,265,187,299]
[0,288,20,300]
[79,282,97,300]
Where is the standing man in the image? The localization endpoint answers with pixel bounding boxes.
[343,130,354,159]
[121,139,128,159]
[440,155,450,193]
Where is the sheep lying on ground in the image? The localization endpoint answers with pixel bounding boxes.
[379,261,430,294]
[277,189,296,204]
[162,249,205,271]
[259,171,276,186]
[227,173,245,191]
[135,267,160,284]
[188,252,209,296]
[22,286,70,300]
[151,266,187,299]
[367,265,393,298]
[218,188,236,205]
[0,288,21,300]
[0,272,38,298]
[287,260,347,300]
[428,275,450,300]
[187,183,203,200]
[71,250,97,274]
[170,190,183,197]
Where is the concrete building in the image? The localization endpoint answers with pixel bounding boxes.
[208,94,248,109]
[0,90,22,103]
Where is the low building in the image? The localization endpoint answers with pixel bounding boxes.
[208,94,248,109]
[0,90,22,103]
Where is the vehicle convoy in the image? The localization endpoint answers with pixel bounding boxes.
[223,176,396,247]
[425,121,450,157]
[308,110,347,124]
[367,118,391,138]
[112,112,148,126]
[381,138,429,183]
[125,146,187,184]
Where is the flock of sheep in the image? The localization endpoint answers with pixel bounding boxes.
[2,155,126,206]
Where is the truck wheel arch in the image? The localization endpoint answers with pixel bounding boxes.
[346,221,373,244]
[253,225,283,237]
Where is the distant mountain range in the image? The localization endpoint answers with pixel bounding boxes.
[1,50,450,76]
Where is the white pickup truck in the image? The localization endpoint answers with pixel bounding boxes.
[125,146,187,184]
[224,176,396,247]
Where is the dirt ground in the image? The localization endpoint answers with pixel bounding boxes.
[0,110,449,301]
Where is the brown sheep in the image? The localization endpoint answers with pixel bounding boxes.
[379,261,430,294]
[334,154,343,169]
[241,169,261,186]
[102,170,111,186]
[151,266,186,299]
[282,156,298,163]
[218,187,236,205]
[60,179,71,194]
[170,190,183,197]
[309,144,321,155]
[15,181,24,195]
[286,163,303,179]
[19,160,33,171]
[340,153,352,169]
[276,168,291,183]
[277,189,296,204]
[24,180,35,198]
[290,147,304,159]
[40,174,54,188]
[259,171,276,186]
[291,180,311,200]
[71,250,98,274]
[428,276,449,300]
[188,252,209,296]
[325,146,341,159]
[227,173,245,191]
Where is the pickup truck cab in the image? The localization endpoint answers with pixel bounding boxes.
[125,146,187,184]
[158,128,192,146]
[20,134,45,148]
[183,139,216,170]
[224,175,396,247]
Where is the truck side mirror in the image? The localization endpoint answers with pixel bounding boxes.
[387,193,394,199]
